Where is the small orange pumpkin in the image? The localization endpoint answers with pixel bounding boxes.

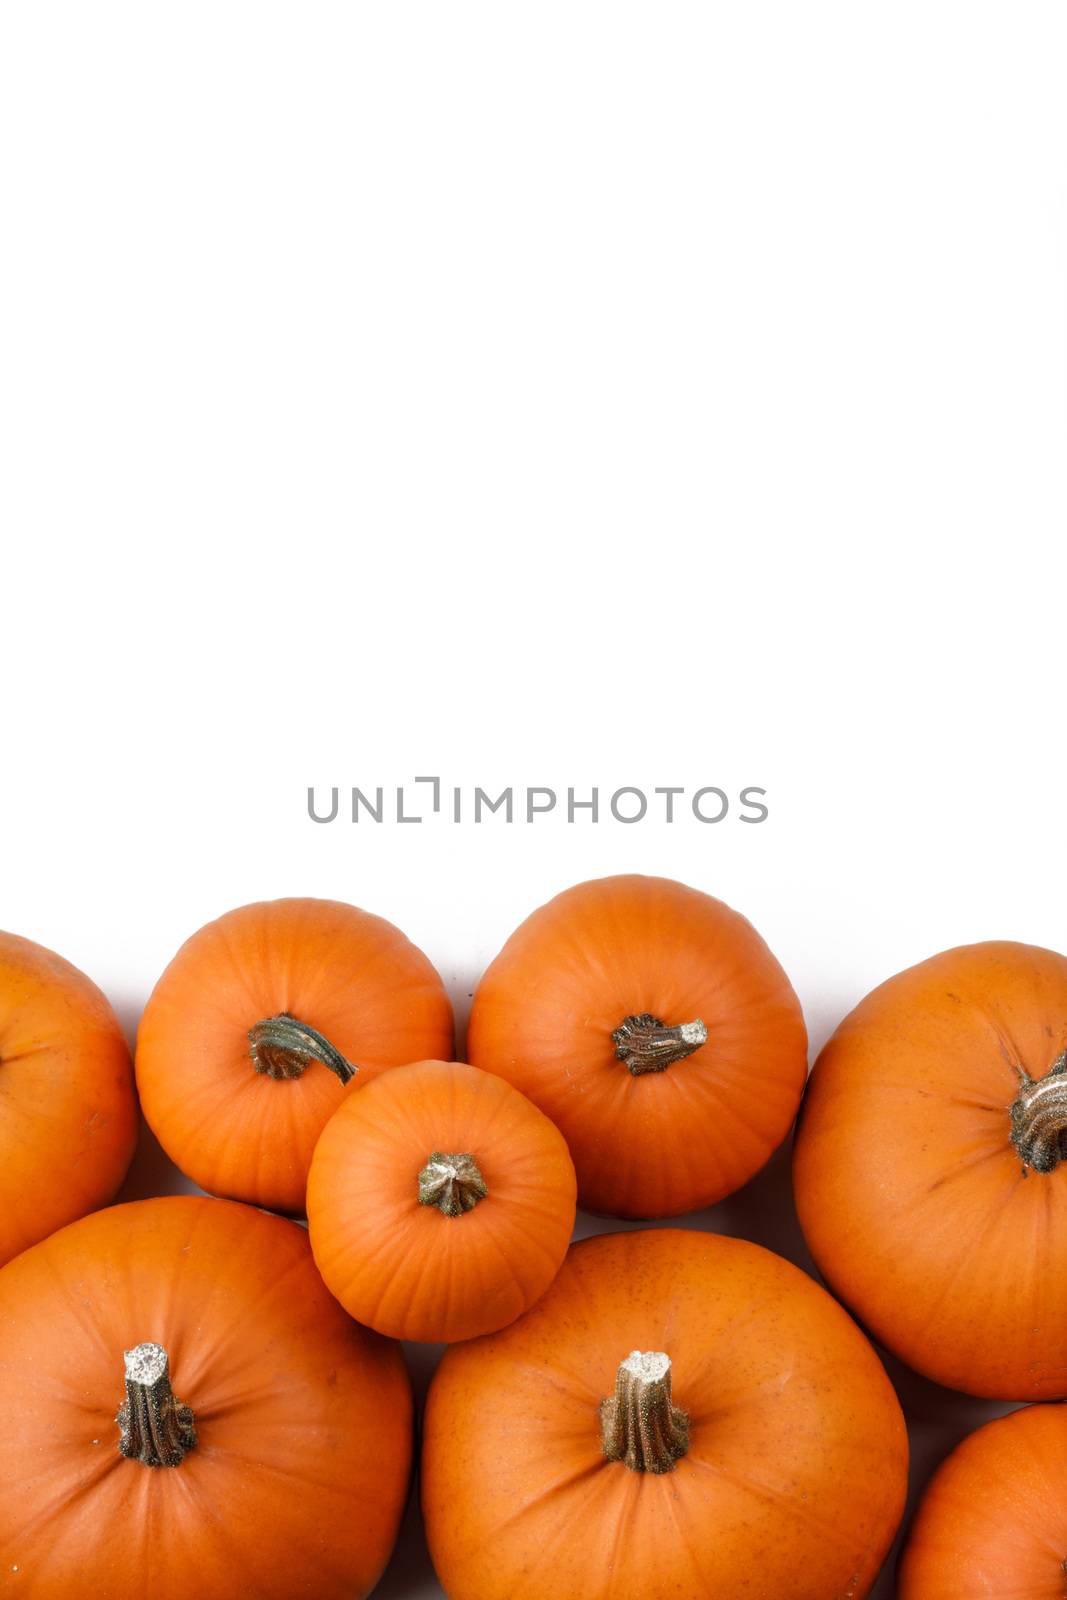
[467,875,808,1217]
[0,930,137,1267]
[899,1404,1067,1597]
[307,1060,577,1342]
[136,897,454,1213]
[0,1194,412,1600]
[794,940,1067,1398]
[423,1228,907,1600]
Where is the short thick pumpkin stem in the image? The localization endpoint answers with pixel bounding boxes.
[612,1013,708,1076]
[117,1342,197,1468]
[248,1013,357,1084]
[600,1351,689,1474]
[1011,1050,1067,1173]
[418,1152,488,1216]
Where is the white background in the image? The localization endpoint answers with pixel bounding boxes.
[2,4,1066,1595]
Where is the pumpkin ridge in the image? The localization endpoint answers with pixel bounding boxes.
[922,1142,1010,1195]
[325,1212,424,1328]
[478,1197,577,1250]
[204,914,266,1020]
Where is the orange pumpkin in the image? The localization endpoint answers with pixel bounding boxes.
[467,875,808,1217]
[307,1059,577,1342]
[794,940,1067,1399]
[899,1404,1067,1597]
[136,897,454,1213]
[422,1228,907,1600]
[0,930,137,1267]
[0,1194,412,1600]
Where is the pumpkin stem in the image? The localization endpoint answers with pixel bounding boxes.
[1011,1050,1067,1172]
[116,1342,197,1468]
[418,1151,488,1216]
[612,1013,708,1076]
[600,1350,689,1473]
[248,1013,357,1084]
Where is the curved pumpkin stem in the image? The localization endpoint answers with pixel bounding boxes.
[600,1350,689,1473]
[117,1342,197,1468]
[612,1013,708,1076]
[418,1152,488,1216]
[248,1014,357,1084]
[1011,1050,1067,1172]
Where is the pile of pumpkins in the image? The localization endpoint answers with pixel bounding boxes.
[1,874,1065,1598]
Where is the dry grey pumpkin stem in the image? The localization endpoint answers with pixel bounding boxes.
[612,1013,708,1076]
[1011,1050,1067,1173]
[600,1350,689,1474]
[418,1152,488,1216]
[117,1342,197,1468]
[248,1013,357,1084]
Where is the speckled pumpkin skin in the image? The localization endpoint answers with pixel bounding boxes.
[900,1405,1067,1598]
[422,1228,907,1600]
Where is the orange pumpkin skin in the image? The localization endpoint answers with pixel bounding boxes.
[136,897,454,1213]
[466,875,808,1217]
[794,941,1067,1399]
[899,1405,1067,1598]
[0,931,137,1267]
[307,1060,577,1342]
[423,1229,907,1600]
[0,1195,412,1600]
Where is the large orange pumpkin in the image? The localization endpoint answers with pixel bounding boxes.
[467,875,808,1217]
[0,1194,412,1600]
[794,940,1067,1399]
[0,930,137,1267]
[422,1228,907,1600]
[136,897,454,1213]
[307,1059,577,1342]
[899,1404,1067,1597]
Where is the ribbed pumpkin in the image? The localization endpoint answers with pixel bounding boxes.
[307,1060,577,1342]
[423,1228,907,1600]
[136,897,454,1212]
[0,1195,412,1600]
[467,875,808,1217]
[0,930,137,1266]
[794,940,1067,1399]
[899,1404,1067,1598]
